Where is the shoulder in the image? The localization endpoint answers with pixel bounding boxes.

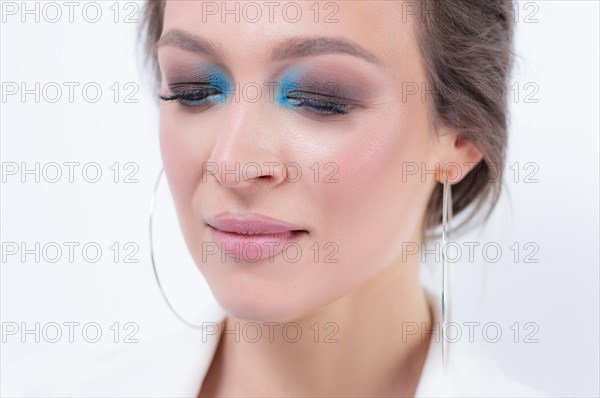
[416,289,550,397]
[415,338,550,397]
[2,311,227,397]
[449,342,550,397]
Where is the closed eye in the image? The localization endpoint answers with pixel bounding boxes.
[160,82,226,107]
[160,85,355,116]
[285,90,354,115]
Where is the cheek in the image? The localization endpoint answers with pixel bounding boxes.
[306,105,434,276]
[159,106,213,240]
[160,109,192,206]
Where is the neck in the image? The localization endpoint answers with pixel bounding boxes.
[202,250,433,397]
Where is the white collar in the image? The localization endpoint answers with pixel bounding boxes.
[10,289,545,396]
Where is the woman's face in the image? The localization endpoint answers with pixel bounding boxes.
[157,0,447,322]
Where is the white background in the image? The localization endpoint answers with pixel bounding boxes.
[1,1,598,396]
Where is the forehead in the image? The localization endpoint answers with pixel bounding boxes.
[161,0,419,72]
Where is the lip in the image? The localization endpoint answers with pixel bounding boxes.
[206,213,306,235]
[205,213,307,262]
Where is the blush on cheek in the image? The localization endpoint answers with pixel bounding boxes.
[311,112,432,271]
[159,110,201,229]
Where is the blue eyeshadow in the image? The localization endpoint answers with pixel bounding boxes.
[200,65,231,103]
[276,67,306,107]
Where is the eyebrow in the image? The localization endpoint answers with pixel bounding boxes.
[156,29,383,66]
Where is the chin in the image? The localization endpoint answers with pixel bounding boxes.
[203,268,338,324]
[211,289,313,323]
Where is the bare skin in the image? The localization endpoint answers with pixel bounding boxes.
[156,1,482,396]
[197,239,434,397]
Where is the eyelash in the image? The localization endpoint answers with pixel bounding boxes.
[285,91,352,115]
[159,87,223,108]
[159,86,353,116]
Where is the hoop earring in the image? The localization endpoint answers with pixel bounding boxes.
[441,175,453,372]
[149,167,207,330]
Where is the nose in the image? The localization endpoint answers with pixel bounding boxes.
[205,97,288,191]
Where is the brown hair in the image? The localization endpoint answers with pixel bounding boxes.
[139,1,515,239]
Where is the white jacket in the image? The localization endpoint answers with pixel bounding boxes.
[4,289,549,397]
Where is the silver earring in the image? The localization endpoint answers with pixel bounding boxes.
[441,175,453,372]
[149,167,207,330]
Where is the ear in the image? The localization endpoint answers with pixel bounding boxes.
[435,129,484,184]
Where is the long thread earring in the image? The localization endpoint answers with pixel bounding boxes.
[149,168,206,330]
[441,173,453,372]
